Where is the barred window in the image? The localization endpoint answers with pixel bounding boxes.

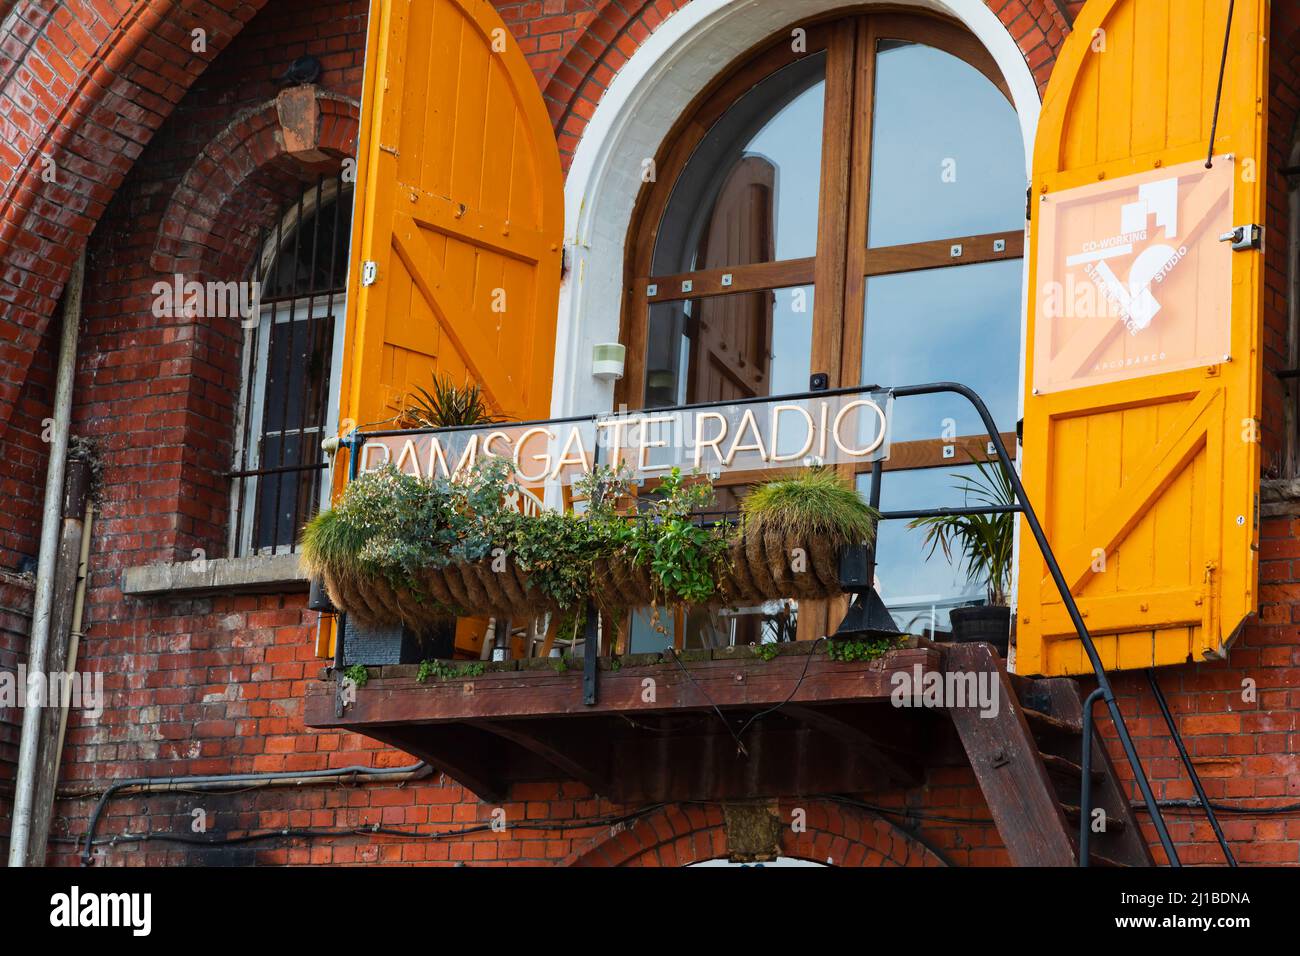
[231,174,352,555]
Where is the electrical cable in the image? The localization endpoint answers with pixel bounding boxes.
[67,803,670,855]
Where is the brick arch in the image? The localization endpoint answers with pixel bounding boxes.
[117,87,359,563]
[564,801,946,867]
[540,0,1074,171]
[0,0,271,442]
[150,87,359,277]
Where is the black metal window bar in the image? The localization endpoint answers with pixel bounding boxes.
[229,173,352,555]
[335,379,1235,867]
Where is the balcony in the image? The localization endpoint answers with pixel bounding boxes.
[302,636,1155,867]
[305,640,942,803]
[298,383,1174,865]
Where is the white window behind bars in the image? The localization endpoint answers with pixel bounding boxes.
[230,176,351,556]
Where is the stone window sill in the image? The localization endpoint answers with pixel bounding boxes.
[121,554,309,598]
[1260,478,1300,517]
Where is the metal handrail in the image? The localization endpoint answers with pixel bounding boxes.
[874,382,1179,866]
[1146,668,1237,866]
[1079,688,1106,866]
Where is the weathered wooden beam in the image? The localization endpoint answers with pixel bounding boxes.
[27,456,91,866]
[783,704,924,787]
[305,647,941,729]
[467,719,610,795]
[363,724,512,803]
[605,721,893,803]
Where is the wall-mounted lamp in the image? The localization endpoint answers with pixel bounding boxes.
[592,342,626,381]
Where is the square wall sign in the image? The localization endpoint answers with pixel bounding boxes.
[1032,157,1235,394]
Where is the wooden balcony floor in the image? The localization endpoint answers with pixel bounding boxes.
[304,643,952,803]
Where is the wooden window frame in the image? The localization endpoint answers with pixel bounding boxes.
[619,10,1025,471]
[615,10,1027,647]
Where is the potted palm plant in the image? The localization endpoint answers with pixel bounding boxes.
[907,460,1015,655]
[397,373,499,428]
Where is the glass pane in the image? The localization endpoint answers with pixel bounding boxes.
[653,53,825,274]
[626,605,797,652]
[628,608,675,654]
[261,310,334,435]
[861,261,1020,441]
[253,432,322,551]
[858,465,990,637]
[264,190,353,298]
[644,285,813,409]
[867,41,1025,247]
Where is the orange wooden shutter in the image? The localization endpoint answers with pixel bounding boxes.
[338,0,564,441]
[1016,0,1269,676]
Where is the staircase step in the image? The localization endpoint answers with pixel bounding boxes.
[1040,753,1103,783]
[1021,707,1082,735]
[1061,803,1127,833]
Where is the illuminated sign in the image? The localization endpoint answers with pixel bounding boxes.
[1033,158,1235,393]
[355,391,893,491]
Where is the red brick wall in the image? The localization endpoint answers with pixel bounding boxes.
[3,0,1300,868]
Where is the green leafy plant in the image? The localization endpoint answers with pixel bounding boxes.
[741,468,879,547]
[417,659,486,682]
[303,458,881,632]
[344,663,369,687]
[752,642,780,662]
[632,467,729,605]
[398,373,498,428]
[826,635,903,662]
[303,456,519,596]
[906,459,1016,606]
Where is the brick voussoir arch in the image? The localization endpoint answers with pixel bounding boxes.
[541,0,1074,171]
[0,0,270,443]
[562,800,946,867]
[151,87,360,276]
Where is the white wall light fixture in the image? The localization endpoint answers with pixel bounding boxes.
[592,342,627,381]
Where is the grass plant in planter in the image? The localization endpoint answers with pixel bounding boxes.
[728,469,880,604]
[907,460,1015,654]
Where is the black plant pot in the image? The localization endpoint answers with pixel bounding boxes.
[948,605,1011,656]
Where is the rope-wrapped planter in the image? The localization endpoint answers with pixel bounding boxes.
[303,463,876,631]
[316,524,850,627]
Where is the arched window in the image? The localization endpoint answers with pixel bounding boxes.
[231,175,352,556]
[625,13,1027,638]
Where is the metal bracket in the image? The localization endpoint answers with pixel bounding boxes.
[360,260,378,285]
[1218,224,1262,251]
[582,606,600,706]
